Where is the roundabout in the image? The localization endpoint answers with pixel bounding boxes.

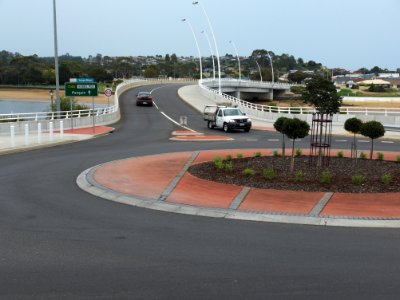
[78,149,400,228]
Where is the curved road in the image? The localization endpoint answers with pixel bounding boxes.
[1,84,400,299]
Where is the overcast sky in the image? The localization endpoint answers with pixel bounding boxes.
[0,0,399,70]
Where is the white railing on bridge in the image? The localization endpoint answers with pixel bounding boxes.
[198,80,400,126]
[201,78,296,90]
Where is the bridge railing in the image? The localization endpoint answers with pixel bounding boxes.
[198,80,400,126]
[201,78,295,89]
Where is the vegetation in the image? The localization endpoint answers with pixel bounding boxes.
[344,117,363,160]
[360,121,385,159]
[243,168,255,177]
[273,117,289,157]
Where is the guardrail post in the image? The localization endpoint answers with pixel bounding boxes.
[49,122,54,142]
[24,124,29,146]
[10,125,15,148]
[385,109,388,117]
[300,107,303,114]
[365,108,368,116]
[60,120,64,139]
[37,123,42,144]
[35,114,38,121]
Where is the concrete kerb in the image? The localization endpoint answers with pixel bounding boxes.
[77,161,400,229]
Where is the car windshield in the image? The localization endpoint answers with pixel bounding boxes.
[224,109,242,116]
[138,92,151,96]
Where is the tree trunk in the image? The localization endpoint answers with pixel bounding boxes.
[370,139,374,159]
[290,139,295,172]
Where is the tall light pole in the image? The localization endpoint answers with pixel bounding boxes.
[52,0,61,114]
[266,50,274,100]
[182,19,203,81]
[255,60,262,83]
[229,40,241,81]
[201,30,215,81]
[192,1,221,94]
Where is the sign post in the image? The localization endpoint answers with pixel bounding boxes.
[104,88,112,108]
[65,81,98,133]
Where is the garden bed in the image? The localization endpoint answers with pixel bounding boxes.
[188,155,400,193]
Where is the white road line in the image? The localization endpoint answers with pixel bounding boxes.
[267,139,280,142]
[381,141,394,144]
[335,140,348,142]
[160,112,195,132]
[358,140,370,143]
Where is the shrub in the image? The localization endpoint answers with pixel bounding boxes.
[359,152,367,160]
[295,149,302,157]
[224,161,233,173]
[397,155,400,163]
[381,174,391,186]
[376,152,384,161]
[243,168,255,177]
[273,150,281,157]
[337,151,344,158]
[320,170,332,184]
[254,151,262,158]
[352,174,365,185]
[225,154,232,161]
[213,156,224,170]
[236,153,244,159]
[295,170,305,183]
[262,168,276,181]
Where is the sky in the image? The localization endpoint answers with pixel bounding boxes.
[0,0,399,71]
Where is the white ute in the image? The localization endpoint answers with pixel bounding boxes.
[203,105,252,132]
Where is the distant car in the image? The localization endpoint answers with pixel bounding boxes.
[136,92,153,106]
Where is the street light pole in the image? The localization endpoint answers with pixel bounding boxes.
[182,19,203,81]
[229,40,241,81]
[192,1,221,94]
[255,60,262,83]
[266,50,274,99]
[201,30,215,81]
[52,0,61,115]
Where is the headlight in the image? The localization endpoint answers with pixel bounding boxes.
[248,118,252,122]
[228,119,236,123]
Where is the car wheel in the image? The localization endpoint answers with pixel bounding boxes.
[208,121,214,129]
[223,123,229,132]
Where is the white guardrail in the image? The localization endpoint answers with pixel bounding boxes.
[199,80,400,126]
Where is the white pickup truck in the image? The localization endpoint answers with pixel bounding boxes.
[203,105,252,132]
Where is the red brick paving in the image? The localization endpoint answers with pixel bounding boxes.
[239,188,324,215]
[63,126,114,135]
[167,173,242,209]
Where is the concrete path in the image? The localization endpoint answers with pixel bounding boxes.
[77,149,400,228]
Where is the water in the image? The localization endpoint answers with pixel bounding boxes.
[0,100,49,114]
[0,100,106,114]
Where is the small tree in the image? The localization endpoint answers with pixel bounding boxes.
[344,117,363,160]
[282,118,310,172]
[360,121,385,159]
[273,117,289,157]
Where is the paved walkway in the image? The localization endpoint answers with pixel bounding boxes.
[78,149,400,228]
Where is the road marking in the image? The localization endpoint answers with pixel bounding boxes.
[160,112,195,132]
[246,138,258,142]
[358,140,370,143]
[267,139,280,142]
[335,140,347,142]
[381,141,394,144]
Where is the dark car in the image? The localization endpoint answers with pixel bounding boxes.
[136,92,153,106]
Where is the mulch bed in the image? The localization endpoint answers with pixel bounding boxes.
[188,155,400,193]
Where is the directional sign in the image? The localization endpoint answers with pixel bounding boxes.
[104,88,113,97]
[70,78,96,83]
[65,82,98,97]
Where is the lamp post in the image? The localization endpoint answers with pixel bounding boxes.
[52,0,61,115]
[266,50,274,100]
[192,1,221,94]
[201,30,215,81]
[49,89,54,108]
[182,18,203,81]
[229,40,241,81]
[255,60,262,83]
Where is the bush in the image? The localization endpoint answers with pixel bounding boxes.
[352,174,365,185]
[225,154,232,161]
[397,156,400,163]
[254,152,262,158]
[337,151,344,158]
[290,86,305,94]
[359,152,367,160]
[295,170,305,183]
[263,168,276,181]
[243,168,255,177]
[320,170,332,184]
[295,149,302,157]
[236,153,244,160]
[381,174,391,186]
[224,161,233,173]
[273,150,281,157]
[376,152,384,161]
[213,156,224,170]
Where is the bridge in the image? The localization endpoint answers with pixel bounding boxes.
[201,78,294,100]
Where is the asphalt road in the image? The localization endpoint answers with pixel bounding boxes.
[1,84,400,299]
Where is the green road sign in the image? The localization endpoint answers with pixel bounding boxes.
[65,82,98,97]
